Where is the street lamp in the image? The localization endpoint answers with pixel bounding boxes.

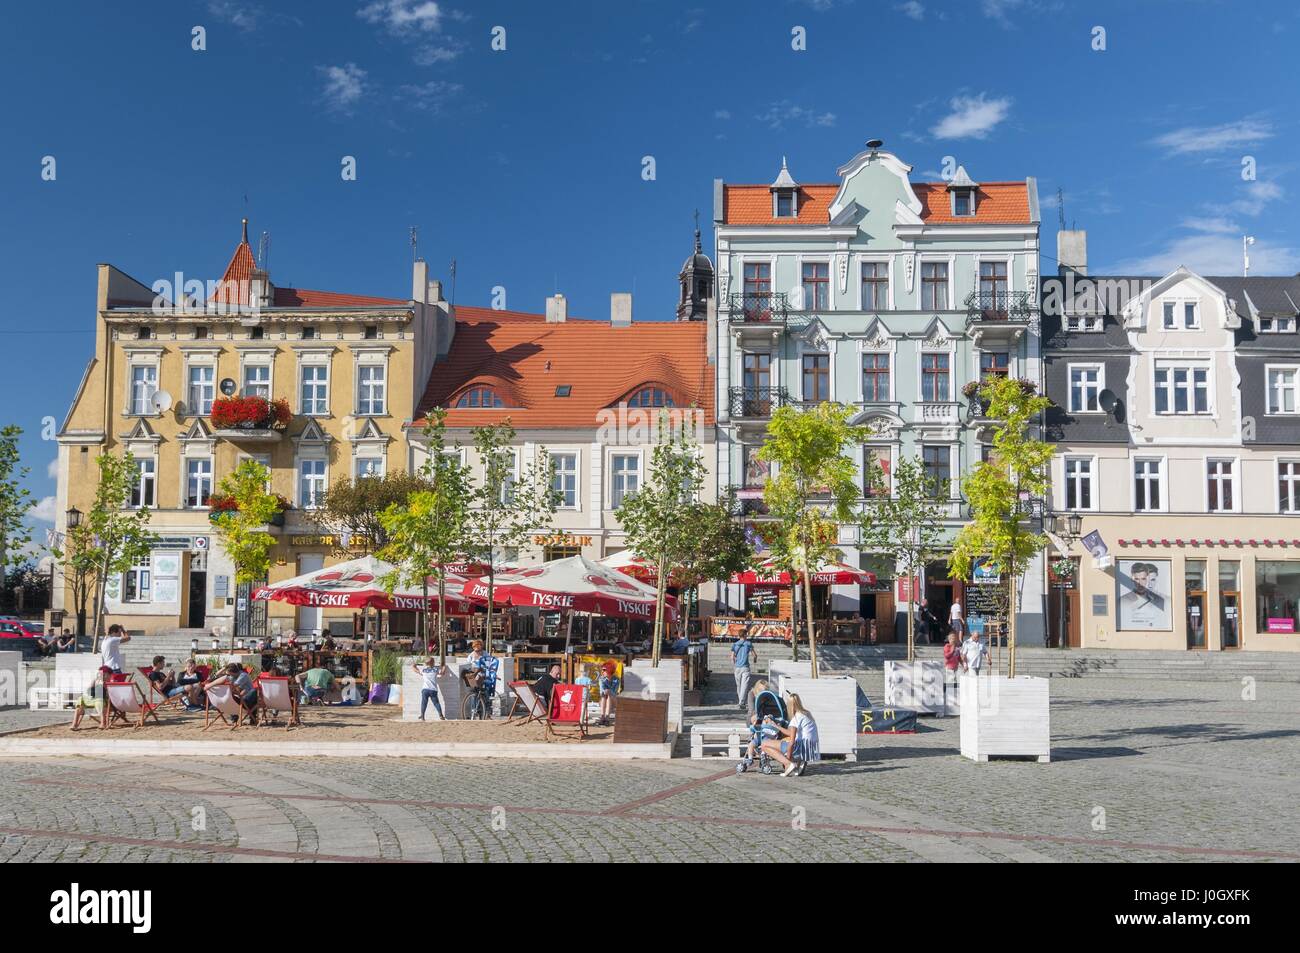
[1055,513,1084,545]
[65,506,82,529]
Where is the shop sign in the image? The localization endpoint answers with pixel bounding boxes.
[533,534,593,548]
[289,534,368,548]
[1267,617,1296,633]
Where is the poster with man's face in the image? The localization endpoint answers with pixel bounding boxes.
[1117,559,1171,630]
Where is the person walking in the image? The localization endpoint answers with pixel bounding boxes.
[731,632,754,711]
[960,629,989,675]
[942,632,963,710]
[949,598,965,639]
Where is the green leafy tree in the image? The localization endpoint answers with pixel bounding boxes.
[949,376,1053,677]
[79,452,156,649]
[210,460,281,585]
[758,402,866,676]
[318,471,433,554]
[377,411,472,662]
[616,427,751,664]
[51,521,97,638]
[859,455,950,662]
[462,422,559,655]
[0,426,33,573]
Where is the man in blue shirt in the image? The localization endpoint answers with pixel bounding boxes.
[731,633,754,710]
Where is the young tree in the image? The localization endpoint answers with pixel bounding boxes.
[758,402,866,676]
[82,452,156,649]
[462,422,559,656]
[377,411,472,662]
[51,522,97,638]
[210,460,281,585]
[859,455,950,662]
[616,428,751,664]
[0,426,33,573]
[318,471,433,554]
[949,377,1052,677]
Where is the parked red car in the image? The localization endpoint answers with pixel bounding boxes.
[0,619,41,640]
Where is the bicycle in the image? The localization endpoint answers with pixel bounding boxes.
[460,671,492,720]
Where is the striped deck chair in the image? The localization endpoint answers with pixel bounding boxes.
[104,680,162,730]
[256,675,301,729]
[203,682,250,731]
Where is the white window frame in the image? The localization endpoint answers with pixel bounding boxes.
[1068,363,1104,414]
[1277,458,1300,514]
[242,361,272,400]
[128,363,159,416]
[184,362,215,417]
[298,457,327,509]
[299,359,331,417]
[356,361,388,416]
[130,457,156,509]
[1265,364,1300,416]
[185,457,213,509]
[1204,456,1239,513]
[609,451,642,510]
[123,556,152,604]
[1153,360,1212,415]
[1063,455,1097,512]
[858,257,892,312]
[918,257,953,312]
[1131,455,1167,513]
[551,452,579,510]
[355,455,386,480]
[951,188,975,217]
[1260,313,1297,333]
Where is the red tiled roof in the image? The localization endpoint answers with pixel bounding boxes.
[417,308,714,430]
[208,237,258,303]
[272,287,407,308]
[721,181,1030,226]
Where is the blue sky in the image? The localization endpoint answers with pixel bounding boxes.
[2,0,1298,553]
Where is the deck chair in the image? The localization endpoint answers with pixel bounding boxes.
[256,675,301,729]
[104,680,162,730]
[138,666,187,711]
[203,682,250,731]
[506,680,547,726]
[545,683,589,742]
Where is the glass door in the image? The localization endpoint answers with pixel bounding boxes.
[1186,559,1207,649]
[742,352,772,415]
[1219,560,1240,649]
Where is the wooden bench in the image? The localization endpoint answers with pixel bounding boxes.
[689,721,749,760]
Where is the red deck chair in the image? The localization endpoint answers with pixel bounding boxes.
[203,682,250,731]
[545,683,588,742]
[138,666,187,711]
[506,680,547,727]
[104,680,162,730]
[255,675,301,729]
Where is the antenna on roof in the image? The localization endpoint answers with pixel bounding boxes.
[449,258,457,306]
[1057,188,1065,231]
[409,226,419,263]
[257,231,270,269]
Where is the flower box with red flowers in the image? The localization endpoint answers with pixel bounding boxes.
[210,395,292,431]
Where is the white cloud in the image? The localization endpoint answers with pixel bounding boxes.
[398,80,462,111]
[358,0,445,34]
[756,101,836,130]
[208,1,263,31]
[1207,179,1285,218]
[897,1,925,20]
[930,93,1011,140]
[1151,119,1273,156]
[46,459,58,480]
[1110,233,1300,276]
[318,63,367,111]
[29,496,57,523]
[714,109,731,120]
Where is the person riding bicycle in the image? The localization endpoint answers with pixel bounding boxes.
[461,640,500,717]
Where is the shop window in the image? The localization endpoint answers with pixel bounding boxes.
[1256,561,1300,634]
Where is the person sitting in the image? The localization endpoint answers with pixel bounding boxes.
[532,661,562,710]
[145,655,176,697]
[761,692,819,778]
[174,658,206,712]
[669,633,690,654]
[296,666,335,705]
[209,663,260,724]
[71,682,104,731]
[464,640,500,697]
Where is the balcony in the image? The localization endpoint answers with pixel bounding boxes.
[727,291,789,325]
[212,425,283,444]
[728,386,794,421]
[964,290,1035,344]
[916,401,960,426]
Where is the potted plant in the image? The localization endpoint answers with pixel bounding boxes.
[207,493,240,522]
[211,395,293,431]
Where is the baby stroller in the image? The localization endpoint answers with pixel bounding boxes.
[736,687,788,775]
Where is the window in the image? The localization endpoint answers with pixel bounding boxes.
[299,365,329,415]
[1260,313,1296,333]
[1066,312,1102,332]
[953,189,974,217]
[862,353,890,402]
[979,261,1008,310]
[980,352,1009,380]
[1267,367,1299,415]
[299,459,326,509]
[921,353,950,402]
[137,327,153,340]
[1256,561,1300,633]
[1207,459,1235,512]
[250,327,264,340]
[355,456,385,480]
[456,386,504,408]
[1134,458,1162,512]
[1162,302,1176,330]
[301,327,316,340]
[186,458,212,508]
[130,458,155,508]
[554,386,571,397]
[194,326,208,340]
[130,365,157,415]
[243,364,270,399]
[551,453,578,508]
[921,446,950,498]
[1064,457,1093,510]
[1069,365,1102,413]
[802,353,830,402]
[611,454,640,508]
[743,262,771,297]
[357,365,386,415]
[1279,461,1300,513]
[364,325,379,340]
[801,262,829,311]
[123,557,151,603]
[1154,363,1209,414]
[861,261,888,311]
[775,189,795,217]
[865,446,890,497]
[626,388,674,408]
[492,449,517,504]
[921,262,949,310]
[188,365,214,416]
[1184,302,1199,329]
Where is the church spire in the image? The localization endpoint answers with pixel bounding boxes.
[677,210,714,322]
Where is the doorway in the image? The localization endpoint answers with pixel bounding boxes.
[1186,559,1207,649]
[924,560,961,644]
[1048,584,1080,648]
[186,552,207,630]
[1218,560,1240,649]
[296,553,325,636]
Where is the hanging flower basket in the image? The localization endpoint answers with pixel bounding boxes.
[211,396,293,431]
[1051,558,1075,578]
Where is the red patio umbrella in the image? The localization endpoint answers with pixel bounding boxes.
[458,555,677,619]
[729,559,877,587]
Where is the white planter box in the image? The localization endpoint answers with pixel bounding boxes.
[777,674,858,759]
[625,658,683,731]
[401,656,515,721]
[959,675,1050,762]
[766,659,812,682]
[883,659,949,715]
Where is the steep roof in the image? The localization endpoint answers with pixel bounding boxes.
[720,181,1031,226]
[416,306,714,429]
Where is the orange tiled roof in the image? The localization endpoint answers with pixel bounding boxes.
[208,236,258,303]
[417,306,714,430]
[721,181,1030,226]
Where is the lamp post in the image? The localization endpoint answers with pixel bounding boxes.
[65,507,85,637]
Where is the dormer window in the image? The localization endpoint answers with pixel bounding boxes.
[137,327,153,340]
[626,387,675,408]
[1162,300,1199,329]
[952,189,974,217]
[1261,314,1296,333]
[775,189,797,218]
[455,386,505,408]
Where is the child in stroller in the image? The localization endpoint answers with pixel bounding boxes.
[737,679,788,775]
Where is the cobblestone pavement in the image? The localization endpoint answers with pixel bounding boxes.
[0,675,1296,863]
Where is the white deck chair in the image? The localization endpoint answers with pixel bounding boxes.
[104,681,162,730]
[203,682,249,731]
[256,675,301,729]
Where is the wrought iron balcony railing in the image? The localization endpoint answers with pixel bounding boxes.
[727,291,789,325]
[728,386,793,419]
[964,290,1035,324]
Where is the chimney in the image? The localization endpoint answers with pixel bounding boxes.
[1058,229,1088,277]
[412,260,429,302]
[610,293,632,327]
[546,293,567,323]
[428,279,444,304]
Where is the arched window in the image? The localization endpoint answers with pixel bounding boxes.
[626,387,675,408]
[455,386,505,408]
